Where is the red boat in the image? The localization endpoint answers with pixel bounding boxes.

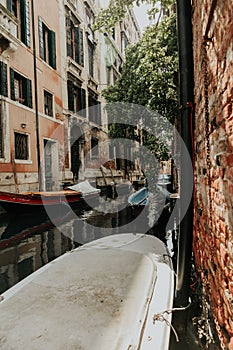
[0,180,100,215]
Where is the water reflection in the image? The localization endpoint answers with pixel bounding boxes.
[0,194,173,294]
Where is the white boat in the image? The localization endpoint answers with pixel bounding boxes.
[0,233,174,350]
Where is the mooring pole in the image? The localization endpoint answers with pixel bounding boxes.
[31,0,42,190]
[175,0,194,308]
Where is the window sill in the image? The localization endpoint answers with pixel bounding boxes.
[14,159,32,165]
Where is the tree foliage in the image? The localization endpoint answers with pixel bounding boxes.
[93,0,176,32]
[102,13,179,160]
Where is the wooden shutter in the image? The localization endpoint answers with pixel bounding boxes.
[79,28,84,66]
[97,101,101,125]
[26,79,32,108]
[20,0,31,46]
[0,62,8,97]
[81,88,86,116]
[74,27,80,64]
[7,0,12,12]
[74,27,84,66]
[66,17,72,58]
[48,30,56,69]
[25,0,31,46]
[67,80,74,112]
[10,68,16,101]
[20,0,26,45]
[38,16,45,60]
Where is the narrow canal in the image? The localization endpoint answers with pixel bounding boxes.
[0,191,201,349]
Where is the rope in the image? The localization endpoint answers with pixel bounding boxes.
[153,300,192,343]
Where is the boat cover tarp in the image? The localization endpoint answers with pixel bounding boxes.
[67,180,100,195]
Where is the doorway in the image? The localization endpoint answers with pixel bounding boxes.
[70,125,83,181]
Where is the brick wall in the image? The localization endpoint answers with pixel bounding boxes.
[192,0,233,348]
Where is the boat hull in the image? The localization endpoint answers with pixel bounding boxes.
[0,189,99,216]
[0,233,174,350]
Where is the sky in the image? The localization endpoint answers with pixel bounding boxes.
[133,3,155,32]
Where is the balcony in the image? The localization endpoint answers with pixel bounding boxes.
[0,4,19,58]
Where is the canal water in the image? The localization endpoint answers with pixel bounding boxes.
[0,191,201,349]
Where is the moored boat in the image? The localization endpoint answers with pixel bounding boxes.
[0,180,100,215]
[128,185,170,207]
[128,186,149,206]
[0,233,174,350]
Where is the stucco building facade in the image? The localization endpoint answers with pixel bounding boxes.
[0,0,140,192]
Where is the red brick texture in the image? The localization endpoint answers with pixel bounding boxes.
[192,0,233,347]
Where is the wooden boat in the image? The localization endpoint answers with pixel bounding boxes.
[128,186,149,206]
[0,180,100,215]
[128,185,170,207]
[0,233,174,349]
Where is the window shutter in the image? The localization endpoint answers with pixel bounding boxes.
[48,30,56,69]
[67,80,74,112]
[7,0,12,12]
[20,0,26,45]
[25,0,31,47]
[10,68,15,101]
[0,62,8,97]
[81,88,86,116]
[26,79,32,108]
[96,101,101,125]
[74,27,80,64]
[38,16,45,60]
[66,17,72,58]
[79,28,84,66]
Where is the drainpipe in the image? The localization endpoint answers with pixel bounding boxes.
[175,0,194,309]
[31,0,42,190]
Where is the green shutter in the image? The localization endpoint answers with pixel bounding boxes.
[0,62,8,97]
[26,79,32,108]
[48,30,56,69]
[67,80,74,112]
[79,29,84,66]
[10,68,15,101]
[38,16,45,59]
[66,17,72,58]
[7,0,12,12]
[74,27,84,66]
[20,0,26,44]
[74,27,80,64]
[81,88,86,116]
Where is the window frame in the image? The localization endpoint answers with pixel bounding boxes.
[7,0,31,47]
[43,89,54,117]
[90,136,99,159]
[10,68,32,108]
[38,16,56,69]
[14,131,31,163]
[66,16,84,67]
[67,79,86,116]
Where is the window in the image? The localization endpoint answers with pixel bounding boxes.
[91,137,98,158]
[121,32,129,53]
[67,79,86,116]
[0,62,8,97]
[38,17,56,69]
[88,40,94,77]
[7,0,31,47]
[66,17,84,66]
[44,90,53,117]
[0,106,3,158]
[10,68,32,108]
[88,90,101,125]
[14,132,29,160]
